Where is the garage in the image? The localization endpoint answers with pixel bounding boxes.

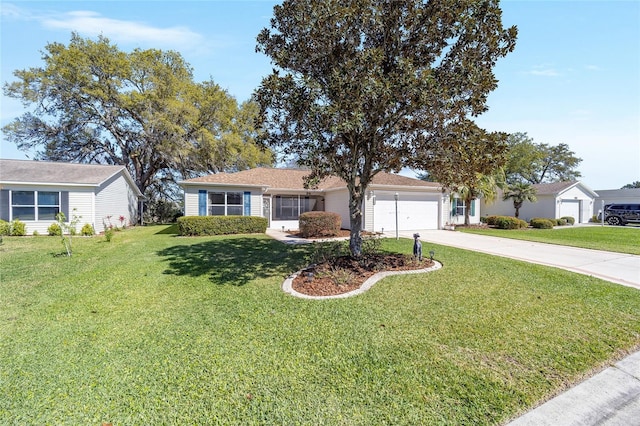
[559,199,580,222]
[372,191,439,231]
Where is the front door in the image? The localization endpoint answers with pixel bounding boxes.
[262,197,271,227]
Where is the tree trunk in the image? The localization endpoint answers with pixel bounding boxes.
[464,198,472,226]
[514,201,523,218]
[347,184,365,257]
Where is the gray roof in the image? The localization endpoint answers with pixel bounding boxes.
[533,181,598,198]
[0,159,142,196]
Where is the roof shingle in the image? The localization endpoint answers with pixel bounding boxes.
[181,168,440,191]
[0,159,129,186]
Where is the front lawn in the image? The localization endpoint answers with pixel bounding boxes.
[1,226,639,424]
[459,225,640,255]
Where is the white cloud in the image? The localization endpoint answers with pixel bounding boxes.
[585,64,601,71]
[528,68,560,77]
[2,3,206,52]
[0,3,30,19]
[41,10,204,49]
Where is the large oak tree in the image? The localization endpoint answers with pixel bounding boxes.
[3,33,272,199]
[505,132,582,185]
[255,0,516,256]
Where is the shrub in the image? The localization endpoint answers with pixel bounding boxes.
[480,216,489,224]
[561,216,575,225]
[48,222,62,236]
[32,230,40,237]
[10,220,26,236]
[81,223,95,236]
[299,211,341,238]
[492,216,528,229]
[104,227,115,242]
[177,216,268,236]
[0,220,10,236]
[555,218,567,226]
[530,218,555,229]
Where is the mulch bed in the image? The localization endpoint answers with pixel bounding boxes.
[292,254,434,296]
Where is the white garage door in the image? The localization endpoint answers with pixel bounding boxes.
[560,200,580,221]
[373,192,439,231]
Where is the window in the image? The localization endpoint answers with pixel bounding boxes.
[208,191,244,216]
[273,195,320,220]
[452,198,465,216]
[38,192,60,220]
[11,190,60,221]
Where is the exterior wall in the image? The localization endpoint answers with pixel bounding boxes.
[557,186,595,223]
[68,189,96,232]
[595,189,640,208]
[481,197,516,218]
[183,186,200,217]
[95,173,139,233]
[324,189,351,229]
[0,184,95,235]
[182,185,263,221]
[518,195,556,222]
[449,198,481,225]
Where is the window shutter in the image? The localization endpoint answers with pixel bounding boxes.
[471,199,475,216]
[243,191,251,216]
[0,190,9,221]
[198,190,207,216]
[61,191,69,218]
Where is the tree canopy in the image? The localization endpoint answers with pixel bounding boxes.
[621,181,640,189]
[417,120,508,225]
[3,33,272,199]
[504,132,582,185]
[256,0,517,255]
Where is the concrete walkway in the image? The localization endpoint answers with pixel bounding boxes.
[267,228,640,425]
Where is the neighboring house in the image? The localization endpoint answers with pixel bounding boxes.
[179,168,481,232]
[481,181,598,223]
[0,159,144,234]
[594,188,640,213]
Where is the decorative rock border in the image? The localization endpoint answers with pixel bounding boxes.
[282,261,443,300]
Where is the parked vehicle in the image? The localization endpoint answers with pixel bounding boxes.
[599,204,640,226]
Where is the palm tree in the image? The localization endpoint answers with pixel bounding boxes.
[502,182,537,218]
[452,171,506,225]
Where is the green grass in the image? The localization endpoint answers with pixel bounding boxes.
[459,225,640,255]
[1,226,639,425]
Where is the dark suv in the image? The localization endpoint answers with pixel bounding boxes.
[601,203,640,226]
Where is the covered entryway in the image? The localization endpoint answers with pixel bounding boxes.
[372,191,439,231]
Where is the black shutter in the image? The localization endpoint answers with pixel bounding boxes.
[61,191,69,218]
[0,190,9,221]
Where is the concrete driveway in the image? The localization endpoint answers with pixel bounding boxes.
[396,229,640,425]
[399,230,640,289]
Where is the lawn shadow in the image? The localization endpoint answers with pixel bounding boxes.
[153,224,179,235]
[157,236,307,286]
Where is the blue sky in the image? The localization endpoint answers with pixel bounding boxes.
[1,0,638,190]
